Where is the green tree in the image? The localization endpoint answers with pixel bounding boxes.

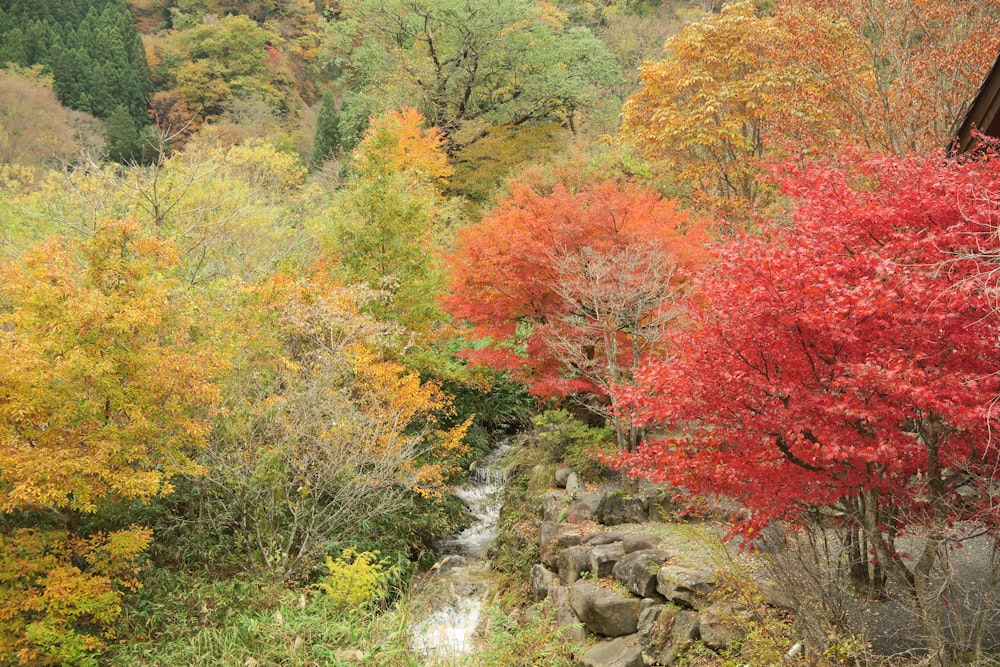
[105,104,140,164]
[325,0,621,151]
[311,89,340,167]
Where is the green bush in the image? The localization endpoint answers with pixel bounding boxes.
[531,409,616,481]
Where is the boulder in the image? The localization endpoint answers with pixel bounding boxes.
[566,492,602,523]
[527,463,555,496]
[539,521,583,568]
[569,580,641,637]
[554,467,575,488]
[656,564,717,609]
[613,548,672,598]
[540,491,566,523]
[557,544,593,585]
[590,542,625,578]
[646,489,678,522]
[565,472,581,495]
[752,572,797,611]
[530,564,558,600]
[582,531,627,546]
[622,534,663,553]
[549,585,586,644]
[597,491,648,526]
[579,634,644,667]
[699,601,748,651]
[638,603,700,666]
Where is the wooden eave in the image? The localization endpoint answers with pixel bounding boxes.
[953,50,1000,154]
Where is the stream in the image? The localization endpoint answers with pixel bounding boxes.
[409,439,515,664]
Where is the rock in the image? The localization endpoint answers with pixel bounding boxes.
[549,585,586,644]
[554,467,575,488]
[557,544,593,584]
[638,604,700,666]
[539,521,583,568]
[433,554,467,572]
[579,634,644,667]
[699,601,748,651]
[565,472,581,495]
[527,463,555,496]
[530,564,558,600]
[613,548,672,598]
[656,565,717,609]
[597,491,649,526]
[583,531,627,546]
[753,572,797,611]
[540,491,566,523]
[566,492,602,523]
[590,542,625,578]
[646,489,678,522]
[569,580,641,637]
[622,534,662,553]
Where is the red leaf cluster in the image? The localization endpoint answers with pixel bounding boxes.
[615,152,1000,537]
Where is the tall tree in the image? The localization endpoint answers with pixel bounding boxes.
[444,179,706,454]
[311,89,340,167]
[325,0,621,151]
[614,152,1000,664]
[0,219,220,663]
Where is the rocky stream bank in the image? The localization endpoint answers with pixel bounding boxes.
[493,460,801,667]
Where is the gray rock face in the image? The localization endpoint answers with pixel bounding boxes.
[656,564,717,609]
[540,521,583,568]
[579,634,644,667]
[566,492,602,523]
[554,467,575,488]
[540,491,566,523]
[590,542,625,578]
[583,531,627,546]
[613,548,673,598]
[699,601,748,650]
[638,603,701,666]
[623,534,663,553]
[565,471,581,495]
[530,564,558,600]
[558,544,593,585]
[597,491,649,526]
[549,585,586,644]
[646,488,678,522]
[569,580,641,637]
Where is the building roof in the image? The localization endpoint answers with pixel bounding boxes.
[954,51,1000,154]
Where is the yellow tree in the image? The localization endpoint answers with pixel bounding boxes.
[0,220,220,664]
[621,0,1000,224]
[200,270,468,581]
[330,107,458,331]
[620,1,839,224]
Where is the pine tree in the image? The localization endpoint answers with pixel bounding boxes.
[105,103,139,163]
[312,89,341,167]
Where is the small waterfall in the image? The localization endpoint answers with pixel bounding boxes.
[410,440,514,663]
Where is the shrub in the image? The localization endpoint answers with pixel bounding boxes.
[531,409,615,481]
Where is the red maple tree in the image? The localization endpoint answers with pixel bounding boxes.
[444,179,706,452]
[614,151,1000,662]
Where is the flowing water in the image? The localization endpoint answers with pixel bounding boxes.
[409,440,515,664]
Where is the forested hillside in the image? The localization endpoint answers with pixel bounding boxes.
[2,1,1000,665]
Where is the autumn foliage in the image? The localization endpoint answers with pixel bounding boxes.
[0,220,220,663]
[444,179,706,450]
[614,152,1000,657]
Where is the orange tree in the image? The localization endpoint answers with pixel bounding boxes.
[0,220,220,665]
[444,179,706,456]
